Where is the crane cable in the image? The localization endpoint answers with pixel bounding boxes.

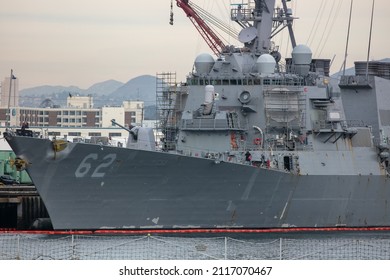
[317,0,343,57]
[306,0,326,46]
[189,1,239,44]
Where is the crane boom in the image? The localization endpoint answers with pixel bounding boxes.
[176,0,225,55]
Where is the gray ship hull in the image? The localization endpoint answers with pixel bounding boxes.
[3,0,389,231]
[4,133,390,230]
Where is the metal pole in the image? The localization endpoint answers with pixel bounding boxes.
[224,236,227,260]
[71,234,75,259]
[365,0,375,80]
[7,69,13,127]
[279,238,282,260]
[281,0,297,49]
[343,0,353,76]
[17,234,20,259]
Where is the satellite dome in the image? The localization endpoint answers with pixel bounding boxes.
[256,54,276,74]
[194,53,215,74]
[292,44,312,65]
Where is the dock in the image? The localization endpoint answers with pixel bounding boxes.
[0,185,50,230]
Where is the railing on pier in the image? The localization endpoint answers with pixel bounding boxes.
[1,232,390,260]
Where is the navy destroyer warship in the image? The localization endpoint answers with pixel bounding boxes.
[4,0,390,230]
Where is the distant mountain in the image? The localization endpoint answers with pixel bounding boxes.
[330,66,355,78]
[20,85,84,97]
[20,79,124,98]
[111,75,157,106]
[84,79,124,96]
[19,85,85,107]
[331,58,390,78]
[19,76,157,108]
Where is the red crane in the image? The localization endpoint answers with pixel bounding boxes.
[174,0,226,56]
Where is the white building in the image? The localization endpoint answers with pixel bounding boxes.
[0,97,145,140]
[67,95,93,108]
[0,76,148,141]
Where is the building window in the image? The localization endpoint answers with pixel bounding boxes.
[89,132,101,136]
[109,133,122,137]
[48,131,61,136]
[68,132,81,136]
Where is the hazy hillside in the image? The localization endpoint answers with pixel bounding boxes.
[20,85,83,97]
[331,58,390,78]
[84,79,124,96]
[19,86,84,107]
[19,76,156,108]
[110,75,156,106]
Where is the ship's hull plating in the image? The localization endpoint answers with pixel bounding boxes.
[5,134,390,230]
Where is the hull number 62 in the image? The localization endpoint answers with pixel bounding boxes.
[75,153,117,178]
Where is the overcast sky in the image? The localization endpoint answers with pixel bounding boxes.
[0,0,388,90]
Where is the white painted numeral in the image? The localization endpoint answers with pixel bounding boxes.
[75,153,117,178]
[75,153,97,178]
[92,154,117,178]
